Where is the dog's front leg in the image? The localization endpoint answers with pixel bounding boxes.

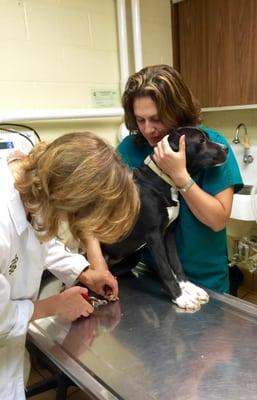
[164,227,209,306]
[146,232,200,310]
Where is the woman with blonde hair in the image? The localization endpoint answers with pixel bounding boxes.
[0,131,139,400]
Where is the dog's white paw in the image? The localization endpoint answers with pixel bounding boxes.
[181,281,209,304]
[173,291,200,311]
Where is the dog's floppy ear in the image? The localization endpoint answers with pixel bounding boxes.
[168,126,210,151]
[167,128,182,152]
[177,126,210,140]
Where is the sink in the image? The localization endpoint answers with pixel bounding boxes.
[230,188,257,221]
[230,144,257,221]
[231,143,257,186]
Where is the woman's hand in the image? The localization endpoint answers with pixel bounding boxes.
[153,135,191,188]
[32,286,94,322]
[57,286,94,320]
[153,134,234,231]
[79,268,119,300]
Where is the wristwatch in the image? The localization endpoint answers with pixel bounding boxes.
[177,178,194,193]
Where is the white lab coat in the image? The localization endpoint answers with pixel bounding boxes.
[0,161,89,400]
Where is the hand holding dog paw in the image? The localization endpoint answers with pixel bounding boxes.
[79,267,119,300]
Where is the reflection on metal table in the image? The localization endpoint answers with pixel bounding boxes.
[27,271,257,400]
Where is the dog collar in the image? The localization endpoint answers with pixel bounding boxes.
[144,156,176,187]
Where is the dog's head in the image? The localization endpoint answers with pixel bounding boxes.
[168,127,228,176]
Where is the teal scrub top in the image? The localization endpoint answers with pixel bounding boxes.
[117,127,243,293]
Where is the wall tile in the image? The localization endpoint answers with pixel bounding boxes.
[85,0,115,16]
[24,2,63,43]
[142,24,172,66]
[59,7,91,46]
[0,42,64,82]
[0,0,26,40]
[143,51,172,67]
[62,47,119,84]
[89,12,118,51]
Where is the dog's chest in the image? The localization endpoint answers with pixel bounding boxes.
[135,168,180,228]
[166,187,180,225]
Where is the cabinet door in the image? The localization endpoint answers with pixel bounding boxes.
[172,0,257,108]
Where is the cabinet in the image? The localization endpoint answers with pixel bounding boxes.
[172,0,257,108]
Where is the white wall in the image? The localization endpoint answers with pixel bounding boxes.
[1,0,256,146]
[0,0,120,109]
[0,0,173,145]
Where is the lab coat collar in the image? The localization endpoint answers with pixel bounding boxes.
[3,160,29,236]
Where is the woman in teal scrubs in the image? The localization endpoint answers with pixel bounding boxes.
[118,64,243,294]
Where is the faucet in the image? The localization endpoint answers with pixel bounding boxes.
[232,123,254,164]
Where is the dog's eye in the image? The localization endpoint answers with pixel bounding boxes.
[199,138,206,144]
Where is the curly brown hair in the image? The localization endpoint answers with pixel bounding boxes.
[122,64,201,143]
[14,132,139,246]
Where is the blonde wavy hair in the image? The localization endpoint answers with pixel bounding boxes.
[14,132,139,246]
[122,64,201,143]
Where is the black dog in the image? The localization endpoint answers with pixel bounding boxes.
[102,127,228,310]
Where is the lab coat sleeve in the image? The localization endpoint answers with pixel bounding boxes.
[43,239,89,287]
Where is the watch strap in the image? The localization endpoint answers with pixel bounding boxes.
[177,178,194,193]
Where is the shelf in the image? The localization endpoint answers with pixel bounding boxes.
[202,104,257,112]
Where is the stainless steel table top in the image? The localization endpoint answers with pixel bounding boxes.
[28,271,257,400]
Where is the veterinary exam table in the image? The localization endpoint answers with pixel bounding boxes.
[27,271,257,400]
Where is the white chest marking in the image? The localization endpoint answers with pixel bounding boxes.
[166,187,180,225]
